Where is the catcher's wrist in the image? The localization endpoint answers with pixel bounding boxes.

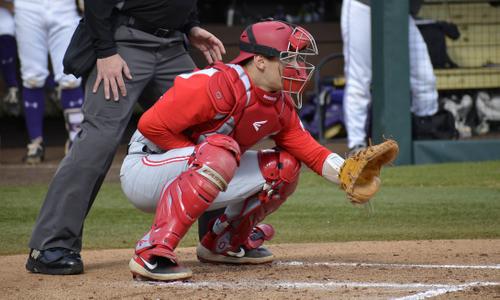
[321,153,345,184]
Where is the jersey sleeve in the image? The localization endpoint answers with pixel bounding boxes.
[138,72,219,150]
[272,104,331,175]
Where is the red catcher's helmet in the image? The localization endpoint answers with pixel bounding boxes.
[231,20,318,108]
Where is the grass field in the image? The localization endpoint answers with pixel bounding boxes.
[1,161,499,255]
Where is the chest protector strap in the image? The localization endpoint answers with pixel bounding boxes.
[192,64,252,144]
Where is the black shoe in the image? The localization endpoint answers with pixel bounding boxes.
[196,244,274,264]
[26,248,84,275]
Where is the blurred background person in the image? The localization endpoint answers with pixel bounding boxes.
[341,0,438,155]
[14,0,84,164]
[0,0,21,116]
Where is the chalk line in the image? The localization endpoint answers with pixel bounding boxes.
[276,261,500,270]
[392,281,498,300]
[139,279,499,292]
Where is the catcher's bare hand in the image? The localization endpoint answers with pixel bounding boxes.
[93,54,132,101]
[339,139,399,204]
[188,26,226,64]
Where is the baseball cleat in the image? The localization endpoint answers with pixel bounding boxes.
[2,86,21,116]
[198,223,275,264]
[24,138,45,164]
[196,244,274,264]
[26,248,83,275]
[129,254,192,281]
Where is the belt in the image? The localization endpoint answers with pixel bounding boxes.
[127,142,159,155]
[121,15,180,38]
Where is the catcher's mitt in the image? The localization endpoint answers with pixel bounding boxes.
[339,139,399,204]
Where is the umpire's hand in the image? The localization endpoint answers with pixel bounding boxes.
[188,26,226,64]
[93,54,132,101]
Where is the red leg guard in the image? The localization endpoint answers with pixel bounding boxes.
[135,135,240,259]
[201,149,300,254]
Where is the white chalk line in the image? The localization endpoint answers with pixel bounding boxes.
[392,282,499,300]
[139,279,498,293]
[276,260,500,270]
[134,260,500,298]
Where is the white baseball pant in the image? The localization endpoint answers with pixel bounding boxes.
[0,7,15,36]
[120,134,266,215]
[14,0,81,88]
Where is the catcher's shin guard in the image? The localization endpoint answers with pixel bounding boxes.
[198,149,300,263]
[135,135,240,261]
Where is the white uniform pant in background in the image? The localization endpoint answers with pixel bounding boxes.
[14,0,81,88]
[120,146,266,214]
[341,0,438,148]
[0,7,15,36]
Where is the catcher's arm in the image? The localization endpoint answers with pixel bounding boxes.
[322,139,399,204]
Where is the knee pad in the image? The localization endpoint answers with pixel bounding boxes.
[137,135,241,253]
[190,134,241,191]
[258,149,301,204]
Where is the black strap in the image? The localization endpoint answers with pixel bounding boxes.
[239,23,281,57]
[239,41,281,57]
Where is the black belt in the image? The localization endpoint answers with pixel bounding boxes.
[126,143,160,155]
[121,15,180,38]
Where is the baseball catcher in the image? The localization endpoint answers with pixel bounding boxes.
[120,19,398,282]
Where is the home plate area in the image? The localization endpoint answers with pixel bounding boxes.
[3,240,499,299]
[137,259,500,299]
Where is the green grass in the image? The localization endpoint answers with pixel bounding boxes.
[1,161,499,255]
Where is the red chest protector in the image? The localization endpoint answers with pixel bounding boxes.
[188,63,293,152]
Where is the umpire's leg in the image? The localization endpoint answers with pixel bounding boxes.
[28,26,158,253]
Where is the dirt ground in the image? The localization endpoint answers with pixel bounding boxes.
[0,240,499,299]
[1,147,499,299]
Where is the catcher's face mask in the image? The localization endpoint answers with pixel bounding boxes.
[231,20,318,109]
[279,26,318,109]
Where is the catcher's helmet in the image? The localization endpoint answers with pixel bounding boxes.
[231,20,318,108]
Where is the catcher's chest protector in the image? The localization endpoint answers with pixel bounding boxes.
[191,63,290,152]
